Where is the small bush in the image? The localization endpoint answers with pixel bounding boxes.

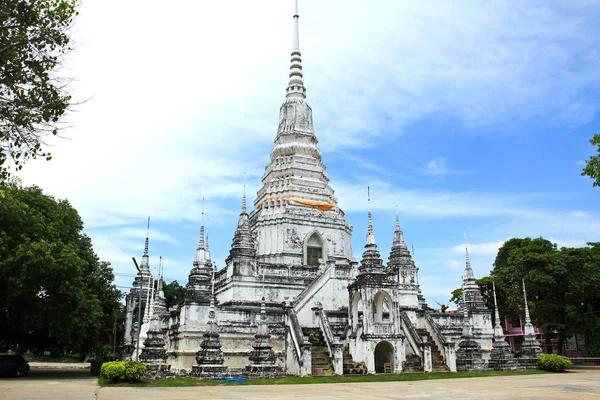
[124,361,147,382]
[100,361,126,381]
[537,354,572,372]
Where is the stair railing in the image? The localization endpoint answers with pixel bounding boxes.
[317,308,344,375]
[400,311,422,357]
[423,312,449,363]
[317,309,336,356]
[293,261,335,313]
[286,307,305,366]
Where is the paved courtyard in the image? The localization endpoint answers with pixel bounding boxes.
[0,369,599,400]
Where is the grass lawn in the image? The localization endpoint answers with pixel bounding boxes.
[99,369,550,387]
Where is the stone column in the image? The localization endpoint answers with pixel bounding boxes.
[331,343,343,375]
[421,341,432,373]
[300,342,312,377]
[444,343,457,372]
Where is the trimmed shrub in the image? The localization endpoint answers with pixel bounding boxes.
[101,361,126,381]
[124,361,147,382]
[537,354,572,372]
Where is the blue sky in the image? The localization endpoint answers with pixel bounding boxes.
[18,0,600,306]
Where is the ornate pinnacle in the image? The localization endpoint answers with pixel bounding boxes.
[493,280,504,338]
[260,297,266,321]
[199,198,205,249]
[242,173,247,215]
[366,186,376,245]
[463,230,475,280]
[523,279,531,325]
[143,216,150,256]
[286,0,306,99]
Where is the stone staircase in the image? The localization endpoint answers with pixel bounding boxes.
[342,344,367,375]
[302,327,334,376]
[416,328,449,372]
[403,354,423,373]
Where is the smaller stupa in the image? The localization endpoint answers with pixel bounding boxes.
[190,272,228,379]
[518,279,543,369]
[245,297,284,377]
[456,290,487,371]
[488,281,522,371]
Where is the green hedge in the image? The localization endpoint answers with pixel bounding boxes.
[100,361,146,382]
[537,354,572,372]
[124,361,147,381]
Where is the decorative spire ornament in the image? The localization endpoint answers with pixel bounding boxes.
[144,216,150,256]
[359,186,383,271]
[492,281,503,338]
[366,186,375,245]
[463,230,475,280]
[286,0,306,99]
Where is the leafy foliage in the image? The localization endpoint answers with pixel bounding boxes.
[0,182,122,353]
[581,133,600,187]
[0,0,80,182]
[100,361,146,382]
[101,361,126,381]
[537,354,572,372]
[124,361,147,381]
[162,280,186,309]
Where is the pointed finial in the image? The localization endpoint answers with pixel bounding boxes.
[286,0,306,98]
[260,296,266,320]
[242,173,247,214]
[365,186,376,246]
[199,198,205,249]
[367,186,372,233]
[395,194,399,228]
[523,278,531,325]
[143,216,150,256]
[293,0,299,50]
[463,229,475,280]
[493,280,502,328]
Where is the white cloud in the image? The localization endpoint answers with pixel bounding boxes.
[570,211,588,217]
[12,0,600,301]
[453,240,507,256]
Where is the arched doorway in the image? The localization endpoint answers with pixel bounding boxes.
[374,341,394,373]
[373,291,392,323]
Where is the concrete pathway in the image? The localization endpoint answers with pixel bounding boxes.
[0,369,599,400]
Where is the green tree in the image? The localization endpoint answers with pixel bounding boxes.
[162,280,186,309]
[581,133,600,187]
[0,182,122,354]
[0,0,80,182]
[457,238,600,355]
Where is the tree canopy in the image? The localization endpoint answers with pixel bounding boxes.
[0,182,121,354]
[0,0,80,182]
[451,237,600,356]
[581,133,600,188]
[162,280,186,309]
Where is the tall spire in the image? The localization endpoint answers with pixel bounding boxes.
[522,279,532,326]
[242,173,247,215]
[286,0,306,99]
[492,280,504,338]
[359,186,384,271]
[199,198,206,249]
[144,216,150,256]
[140,216,151,272]
[366,186,375,245]
[463,230,475,280]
